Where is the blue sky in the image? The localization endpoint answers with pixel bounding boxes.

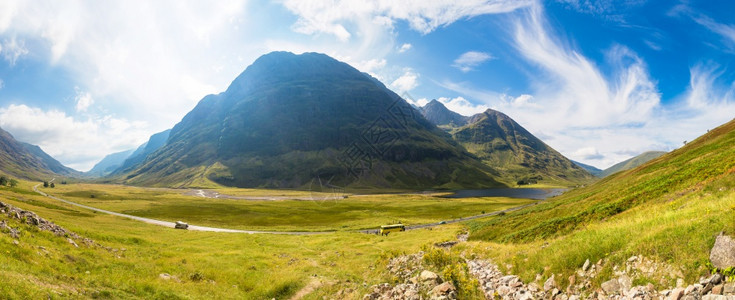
[0,0,734,171]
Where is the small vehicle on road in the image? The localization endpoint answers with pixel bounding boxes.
[174,221,189,230]
[379,223,405,236]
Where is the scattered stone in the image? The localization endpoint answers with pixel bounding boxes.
[582,259,590,271]
[544,274,557,291]
[723,283,735,294]
[67,238,78,248]
[628,255,638,262]
[418,270,442,286]
[430,282,457,300]
[669,288,685,300]
[712,284,724,295]
[710,274,723,285]
[710,233,735,269]
[12,239,19,245]
[602,278,621,295]
[702,295,728,300]
[159,273,173,280]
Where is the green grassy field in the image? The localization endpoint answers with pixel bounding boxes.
[36,183,533,231]
[464,119,735,288]
[1,180,474,299]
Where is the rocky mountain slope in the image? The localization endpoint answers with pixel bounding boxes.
[418,99,469,127]
[0,126,78,179]
[118,52,504,189]
[85,149,134,177]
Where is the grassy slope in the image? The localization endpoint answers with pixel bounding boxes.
[467,119,735,285]
[1,180,465,299]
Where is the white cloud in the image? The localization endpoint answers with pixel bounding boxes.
[405,97,430,107]
[452,51,494,72]
[437,96,488,116]
[572,147,603,160]
[282,0,532,40]
[398,43,412,53]
[1,36,28,65]
[391,69,419,93]
[0,104,149,171]
[75,89,94,112]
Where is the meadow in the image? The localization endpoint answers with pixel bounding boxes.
[37,183,533,232]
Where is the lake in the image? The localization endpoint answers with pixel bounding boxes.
[442,188,567,200]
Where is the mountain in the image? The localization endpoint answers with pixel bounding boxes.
[599,151,666,177]
[112,129,171,175]
[572,160,603,177]
[451,109,595,186]
[419,99,469,127]
[0,126,78,179]
[118,52,504,189]
[86,149,135,177]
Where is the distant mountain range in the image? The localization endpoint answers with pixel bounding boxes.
[418,101,594,186]
[572,161,603,177]
[598,151,666,177]
[0,126,79,180]
[86,149,134,177]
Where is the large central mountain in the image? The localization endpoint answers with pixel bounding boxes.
[120,52,503,189]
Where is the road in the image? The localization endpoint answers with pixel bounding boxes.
[33,183,550,235]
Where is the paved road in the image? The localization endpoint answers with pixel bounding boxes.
[33,183,550,235]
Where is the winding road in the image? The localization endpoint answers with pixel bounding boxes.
[33,183,550,235]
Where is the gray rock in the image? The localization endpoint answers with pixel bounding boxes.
[710,274,723,285]
[582,259,590,271]
[618,275,632,293]
[669,288,685,300]
[544,274,557,291]
[710,233,735,269]
[419,270,442,286]
[430,282,457,300]
[724,283,735,294]
[602,278,621,295]
[702,295,728,300]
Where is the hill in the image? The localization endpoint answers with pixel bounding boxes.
[419,99,469,127]
[0,126,78,179]
[86,149,134,177]
[468,118,735,283]
[572,160,603,177]
[598,150,666,177]
[118,52,504,189]
[451,109,595,186]
[111,129,170,175]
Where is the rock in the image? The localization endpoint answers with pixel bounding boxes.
[628,255,638,262]
[159,273,173,280]
[710,233,735,269]
[430,282,456,299]
[677,279,686,288]
[618,275,632,293]
[12,239,19,245]
[602,278,621,295]
[704,283,714,295]
[67,238,78,248]
[669,288,685,300]
[544,274,557,291]
[710,274,723,285]
[702,295,728,300]
[567,275,576,293]
[419,270,442,286]
[583,259,590,271]
[712,284,724,295]
[724,283,735,294]
[684,285,696,295]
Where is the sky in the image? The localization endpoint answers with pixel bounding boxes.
[0,0,734,171]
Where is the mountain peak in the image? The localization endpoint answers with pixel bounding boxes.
[420,99,469,126]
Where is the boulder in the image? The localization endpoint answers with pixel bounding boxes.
[430,282,457,300]
[669,288,684,300]
[710,233,735,269]
[601,278,621,295]
[724,283,735,294]
[419,270,442,286]
[544,274,557,291]
[582,259,590,271]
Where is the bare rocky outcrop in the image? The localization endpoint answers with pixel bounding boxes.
[710,233,735,269]
[0,200,97,248]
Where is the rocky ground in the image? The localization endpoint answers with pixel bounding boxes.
[361,233,735,300]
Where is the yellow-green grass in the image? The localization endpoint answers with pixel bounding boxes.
[35,183,533,232]
[465,119,735,289]
[0,181,465,299]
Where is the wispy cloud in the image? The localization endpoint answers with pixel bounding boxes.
[670,3,735,50]
[1,37,28,66]
[452,51,494,72]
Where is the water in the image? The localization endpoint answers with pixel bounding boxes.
[442,188,567,200]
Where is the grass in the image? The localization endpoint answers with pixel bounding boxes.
[1,180,470,299]
[463,119,735,289]
[37,183,534,231]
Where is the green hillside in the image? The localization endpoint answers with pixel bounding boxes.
[599,150,667,177]
[451,109,595,186]
[118,52,504,190]
[468,118,735,283]
[0,126,77,180]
